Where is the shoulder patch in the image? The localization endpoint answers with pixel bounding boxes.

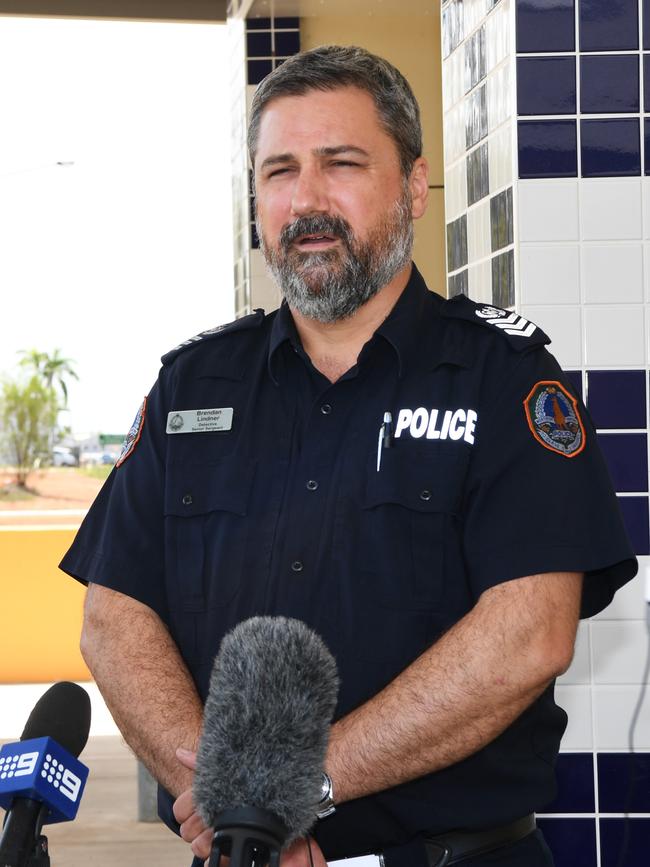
[161,309,265,366]
[524,381,586,458]
[116,397,147,467]
[441,295,549,351]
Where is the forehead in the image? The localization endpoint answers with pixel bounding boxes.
[255,86,396,164]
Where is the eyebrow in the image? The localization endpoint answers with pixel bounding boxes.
[259,145,370,172]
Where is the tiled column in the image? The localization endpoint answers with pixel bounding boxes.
[442,2,649,865]
[227,8,301,315]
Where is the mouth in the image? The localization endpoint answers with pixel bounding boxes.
[294,233,340,250]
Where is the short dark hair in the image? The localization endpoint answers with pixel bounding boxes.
[248,45,423,178]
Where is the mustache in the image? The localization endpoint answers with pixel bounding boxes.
[280,214,354,252]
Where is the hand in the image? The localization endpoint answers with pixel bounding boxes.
[173,747,214,861]
[281,836,328,867]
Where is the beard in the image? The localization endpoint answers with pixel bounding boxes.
[257,188,414,324]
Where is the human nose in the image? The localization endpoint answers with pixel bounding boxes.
[290,165,330,216]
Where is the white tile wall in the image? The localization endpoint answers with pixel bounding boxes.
[593,684,650,749]
[521,304,582,367]
[444,160,468,222]
[581,244,644,305]
[580,179,643,242]
[487,63,511,132]
[583,305,646,366]
[468,259,492,302]
[485,0,510,72]
[519,244,581,305]
[591,621,650,685]
[488,123,513,192]
[642,244,650,302]
[555,685,594,750]
[519,180,580,243]
[467,198,491,261]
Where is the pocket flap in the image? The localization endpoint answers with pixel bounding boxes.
[164,460,255,517]
[363,451,466,514]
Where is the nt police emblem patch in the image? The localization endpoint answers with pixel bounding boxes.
[524,381,585,458]
[116,397,147,467]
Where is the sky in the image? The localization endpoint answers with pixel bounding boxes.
[0,16,234,437]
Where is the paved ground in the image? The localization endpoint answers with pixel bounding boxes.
[28,737,191,867]
[0,468,103,526]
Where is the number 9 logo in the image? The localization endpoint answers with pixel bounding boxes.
[59,768,81,802]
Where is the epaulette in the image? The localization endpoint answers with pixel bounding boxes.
[440,295,550,352]
[161,309,265,366]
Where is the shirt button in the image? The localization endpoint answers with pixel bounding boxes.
[320,404,332,415]
[420,490,432,502]
[291,560,304,573]
[182,494,193,505]
[306,480,319,491]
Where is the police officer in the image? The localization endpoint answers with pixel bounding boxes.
[61,47,636,867]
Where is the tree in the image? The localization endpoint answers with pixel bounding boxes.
[1,375,59,487]
[19,348,79,407]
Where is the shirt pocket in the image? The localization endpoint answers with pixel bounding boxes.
[357,448,466,612]
[163,460,255,613]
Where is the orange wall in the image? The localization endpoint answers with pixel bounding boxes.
[0,530,91,683]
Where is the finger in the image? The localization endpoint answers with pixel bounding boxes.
[191,827,215,861]
[179,811,207,844]
[176,747,198,770]
[172,788,194,824]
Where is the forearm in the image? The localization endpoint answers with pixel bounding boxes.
[80,583,203,798]
[327,572,582,803]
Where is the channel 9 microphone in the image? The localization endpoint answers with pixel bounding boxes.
[193,616,339,867]
[0,681,91,867]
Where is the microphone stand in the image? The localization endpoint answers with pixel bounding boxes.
[0,802,50,867]
[208,807,287,867]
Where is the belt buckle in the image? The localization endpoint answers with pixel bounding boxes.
[425,841,452,867]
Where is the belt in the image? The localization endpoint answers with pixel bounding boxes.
[328,814,537,867]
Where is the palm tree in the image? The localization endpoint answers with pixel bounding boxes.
[19,348,79,407]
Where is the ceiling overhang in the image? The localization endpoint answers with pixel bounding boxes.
[0,1,226,22]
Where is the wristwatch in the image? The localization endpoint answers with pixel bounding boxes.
[316,771,336,819]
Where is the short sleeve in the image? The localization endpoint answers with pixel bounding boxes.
[462,347,637,617]
[59,373,169,623]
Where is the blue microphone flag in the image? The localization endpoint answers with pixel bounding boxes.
[0,737,88,823]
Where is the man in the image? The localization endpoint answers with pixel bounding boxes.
[61,46,636,866]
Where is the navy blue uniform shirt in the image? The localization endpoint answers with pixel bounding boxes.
[60,265,636,860]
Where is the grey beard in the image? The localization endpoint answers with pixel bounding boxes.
[257,196,414,323]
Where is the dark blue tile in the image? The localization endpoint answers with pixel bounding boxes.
[587,370,647,430]
[247,58,273,85]
[645,56,650,113]
[466,85,488,149]
[448,270,468,298]
[598,753,650,812]
[645,1,650,49]
[492,250,515,308]
[537,818,597,867]
[246,17,271,30]
[581,55,639,113]
[541,753,595,813]
[564,370,584,400]
[600,818,650,867]
[516,0,575,53]
[618,496,650,554]
[581,119,641,178]
[274,31,300,56]
[517,57,576,116]
[579,0,639,51]
[250,222,260,250]
[518,120,577,179]
[467,142,490,205]
[597,433,648,493]
[247,30,272,57]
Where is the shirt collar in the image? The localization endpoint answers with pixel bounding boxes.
[267,263,445,383]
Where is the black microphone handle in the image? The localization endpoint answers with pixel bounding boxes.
[0,799,48,867]
[209,806,287,867]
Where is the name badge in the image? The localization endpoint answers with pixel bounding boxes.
[166,408,233,434]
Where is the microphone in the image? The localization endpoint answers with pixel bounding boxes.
[193,617,339,867]
[0,682,91,867]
